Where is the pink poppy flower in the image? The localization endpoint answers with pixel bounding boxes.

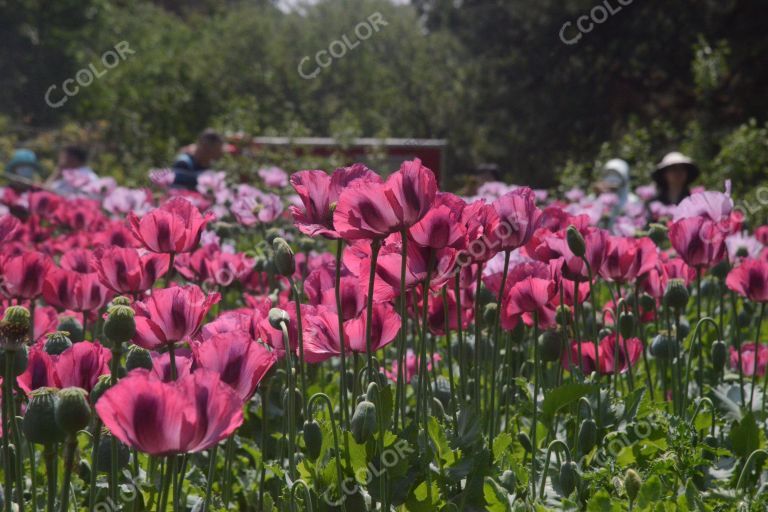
[128,197,213,254]
[93,246,170,295]
[726,259,768,302]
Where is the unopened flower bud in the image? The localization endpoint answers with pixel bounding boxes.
[639,294,655,311]
[90,375,113,405]
[268,308,290,330]
[55,387,92,437]
[556,305,571,326]
[350,400,377,444]
[577,418,597,455]
[125,345,153,372]
[664,279,689,310]
[566,225,586,257]
[97,432,130,473]
[303,420,323,460]
[23,388,65,445]
[482,303,498,325]
[272,237,295,277]
[711,340,727,371]
[45,331,73,355]
[651,333,676,359]
[619,312,635,338]
[624,469,642,503]
[538,330,563,362]
[103,305,136,345]
[648,223,668,245]
[559,460,579,496]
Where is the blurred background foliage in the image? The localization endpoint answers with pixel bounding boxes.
[1,0,767,193]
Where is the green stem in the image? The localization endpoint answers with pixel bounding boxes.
[3,350,15,512]
[88,423,102,512]
[488,250,511,442]
[473,264,484,413]
[58,439,76,512]
[44,445,56,512]
[454,273,467,405]
[442,288,459,428]
[158,455,176,512]
[289,277,308,417]
[280,321,297,481]
[364,239,382,379]
[530,311,540,498]
[394,232,408,431]
[334,239,350,432]
[751,303,766,410]
[682,318,721,414]
[307,394,347,512]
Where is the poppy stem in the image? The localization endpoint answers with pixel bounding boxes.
[28,442,37,512]
[394,231,408,432]
[88,422,102,512]
[750,303,765,410]
[364,239,382,381]
[730,292,745,407]
[202,446,217,512]
[279,322,298,481]
[696,269,704,391]
[473,263,484,413]
[307,393,347,512]
[530,310,540,499]
[158,454,176,512]
[442,288,459,428]
[2,349,15,512]
[582,258,601,429]
[168,343,177,381]
[634,286,654,401]
[59,438,77,512]
[109,347,122,507]
[682,318,721,414]
[454,272,468,405]
[288,278,308,418]
[334,239,350,433]
[488,249,511,443]
[44,444,56,512]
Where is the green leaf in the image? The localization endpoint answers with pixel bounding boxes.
[637,475,662,509]
[542,383,594,423]
[586,490,622,511]
[729,411,761,457]
[483,478,510,512]
[492,432,513,461]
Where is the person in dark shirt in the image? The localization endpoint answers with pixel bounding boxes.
[172,129,224,189]
[652,151,699,205]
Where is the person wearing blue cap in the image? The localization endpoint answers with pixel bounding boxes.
[4,149,43,189]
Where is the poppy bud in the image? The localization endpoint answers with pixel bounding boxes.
[103,305,136,345]
[55,387,92,437]
[125,345,153,372]
[648,223,668,245]
[650,333,676,359]
[303,420,323,460]
[700,278,717,298]
[45,331,73,355]
[677,317,690,338]
[298,237,315,253]
[639,294,655,311]
[499,470,516,492]
[350,400,377,444]
[0,345,28,375]
[58,316,84,342]
[556,305,571,326]
[23,388,65,445]
[272,237,295,277]
[90,374,113,405]
[664,279,689,310]
[269,308,290,329]
[619,312,635,339]
[566,225,586,257]
[110,296,132,307]
[265,228,282,244]
[538,330,562,362]
[483,303,498,325]
[624,469,641,503]
[559,460,578,496]
[710,260,731,280]
[598,327,613,340]
[517,432,532,453]
[711,340,727,371]
[96,433,130,472]
[577,419,597,455]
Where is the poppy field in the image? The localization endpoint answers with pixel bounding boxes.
[2,160,768,511]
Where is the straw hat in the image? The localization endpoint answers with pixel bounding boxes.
[652,151,699,185]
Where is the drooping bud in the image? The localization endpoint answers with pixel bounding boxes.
[650,333,676,359]
[350,400,377,444]
[103,305,136,345]
[303,420,323,461]
[538,330,563,362]
[559,460,579,496]
[624,469,642,504]
[639,294,655,311]
[664,279,689,310]
[90,374,113,405]
[45,331,73,355]
[619,312,635,339]
[566,225,586,257]
[272,237,295,277]
[125,345,153,372]
[22,388,65,445]
[577,418,597,455]
[710,340,727,371]
[268,308,290,330]
[55,387,92,437]
[482,303,498,325]
[517,432,532,453]
[58,316,84,342]
[499,470,516,492]
[556,305,571,326]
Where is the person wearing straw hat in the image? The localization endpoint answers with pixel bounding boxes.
[652,151,700,205]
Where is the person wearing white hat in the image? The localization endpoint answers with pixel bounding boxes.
[593,158,639,229]
[652,151,700,205]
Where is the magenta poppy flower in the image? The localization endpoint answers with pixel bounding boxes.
[334,159,436,240]
[17,343,60,394]
[425,288,472,336]
[490,187,541,252]
[726,259,768,302]
[42,267,113,313]
[258,166,289,188]
[0,251,51,300]
[410,194,467,250]
[0,215,19,242]
[756,226,768,246]
[459,200,502,263]
[668,216,727,270]
[96,369,244,456]
[128,197,213,254]
[53,199,106,232]
[599,236,658,284]
[192,331,276,400]
[132,285,220,349]
[56,341,111,392]
[384,349,440,384]
[492,261,557,329]
[93,246,170,295]
[539,226,608,282]
[730,343,768,377]
[563,334,643,375]
[148,350,194,382]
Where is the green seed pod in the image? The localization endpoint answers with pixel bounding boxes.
[482,302,498,325]
[648,223,668,245]
[103,305,136,345]
[268,308,290,330]
[110,296,132,307]
[577,418,597,455]
[45,331,73,355]
[499,470,517,492]
[96,433,130,473]
[264,228,282,244]
[639,294,655,311]
[651,333,676,359]
[618,312,635,339]
[23,388,65,445]
[624,469,642,503]
[538,330,563,362]
[272,237,295,277]
[664,279,689,310]
[90,375,113,405]
[303,420,323,461]
[517,432,532,453]
[58,316,84,342]
[3,305,30,330]
[350,400,377,444]
[125,345,153,372]
[559,460,578,496]
[711,340,727,371]
[566,225,586,257]
[556,305,571,326]
[55,387,92,437]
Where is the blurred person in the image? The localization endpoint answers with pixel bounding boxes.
[593,158,640,227]
[46,144,99,195]
[4,149,43,190]
[652,151,699,205]
[172,129,224,190]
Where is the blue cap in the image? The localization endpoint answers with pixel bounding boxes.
[6,149,40,174]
